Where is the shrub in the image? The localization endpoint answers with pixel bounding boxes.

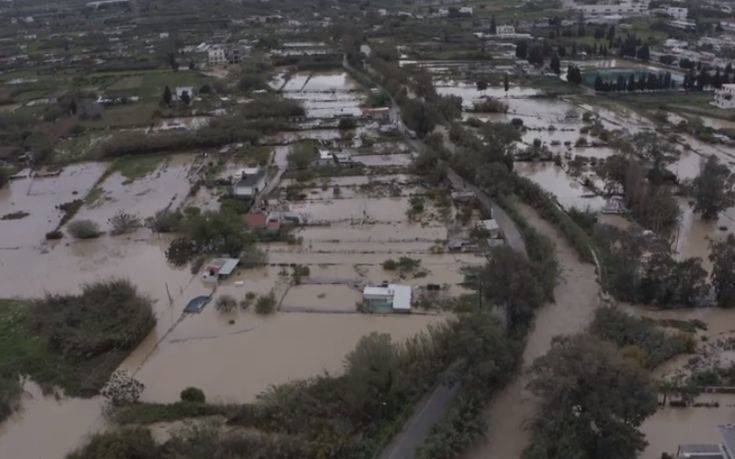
[67,428,158,459]
[108,210,141,236]
[338,116,357,130]
[67,219,102,239]
[180,387,206,403]
[240,292,256,310]
[0,166,9,189]
[45,230,63,240]
[255,292,276,315]
[215,295,237,313]
[146,210,182,233]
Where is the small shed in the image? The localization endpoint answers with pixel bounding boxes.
[479,219,501,239]
[203,258,239,280]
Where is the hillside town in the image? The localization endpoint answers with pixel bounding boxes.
[2,0,735,458]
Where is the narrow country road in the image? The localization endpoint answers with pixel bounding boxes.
[344,57,535,459]
[463,203,601,459]
[379,383,461,459]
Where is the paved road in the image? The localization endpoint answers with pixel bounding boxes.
[379,383,461,459]
[445,169,527,257]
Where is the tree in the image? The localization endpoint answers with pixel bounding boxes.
[710,235,735,308]
[0,166,9,189]
[343,332,399,418]
[163,85,172,106]
[180,387,206,403]
[504,74,510,93]
[516,41,528,59]
[180,90,191,106]
[471,245,544,332]
[692,155,735,220]
[567,65,582,85]
[550,53,561,75]
[524,334,657,459]
[401,99,436,138]
[490,15,497,34]
[101,370,144,407]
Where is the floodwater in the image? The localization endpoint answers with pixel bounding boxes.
[276,71,365,119]
[74,153,197,229]
[134,311,444,404]
[435,82,541,109]
[514,161,606,211]
[0,381,104,459]
[464,203,601,459]
[280,284,362,312]
[673,197,734,271]
[0,162,108,247]
[641,394,735,459]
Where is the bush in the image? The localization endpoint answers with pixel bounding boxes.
[338,116,357,130]
[67,219,102,239]
[215,295,237,313]
[27,279,155,395]
[108,211,141,236]
[45,230,63,240]
[0,166,9,189]
[146,210,182,233]
[255,292,276,315]
[591,307,694,368]
[67,428,158,459]
[180,387,206,403]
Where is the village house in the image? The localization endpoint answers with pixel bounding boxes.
[675,424,735,458]
[202,258,239,281]
[665,6,688,20]
[232,166,268,199]
[495,24,516,36]
[571,0,650,17]
[360,107,391,123]
[362,284,412,313]
[714,84,735,109]
[208,45,227,66]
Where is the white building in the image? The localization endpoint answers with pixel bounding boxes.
[233,166,268,199]
[572,0,649,17]
[666,6,688,20]
[208,45,227,66]
[363,284,412,313]
[713,84,735,109]
[496,24,516,36]
[459,6,473,15]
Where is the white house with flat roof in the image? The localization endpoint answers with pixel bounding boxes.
[363,284,412,313]
[666,6,688,20]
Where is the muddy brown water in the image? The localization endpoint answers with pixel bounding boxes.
[463,203,601,459]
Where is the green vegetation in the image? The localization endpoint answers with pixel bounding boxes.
[692,155,735,220]
[113,401,234,425]
[1,210,29,220]
[74,311,517,458]
[180,387,206,404]
[255,292,276,315]
[594,225,708,307]
[0,280,155,422]
[67,219,102,239]
[524,334,657,459]
[215,295,237,314]
[67,427,158,459]
[382,256,421,273]
[710,235,735,308]
[591,307,695,368]
[109,155,164,181]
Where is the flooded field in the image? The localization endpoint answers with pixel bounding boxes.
[0,162,108,246]
[74,153,198,229]
[0,382,104,459]
[134,310,444,403]
[273,71,366,119]
[641,394,735,458]
[514,161,606,211]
